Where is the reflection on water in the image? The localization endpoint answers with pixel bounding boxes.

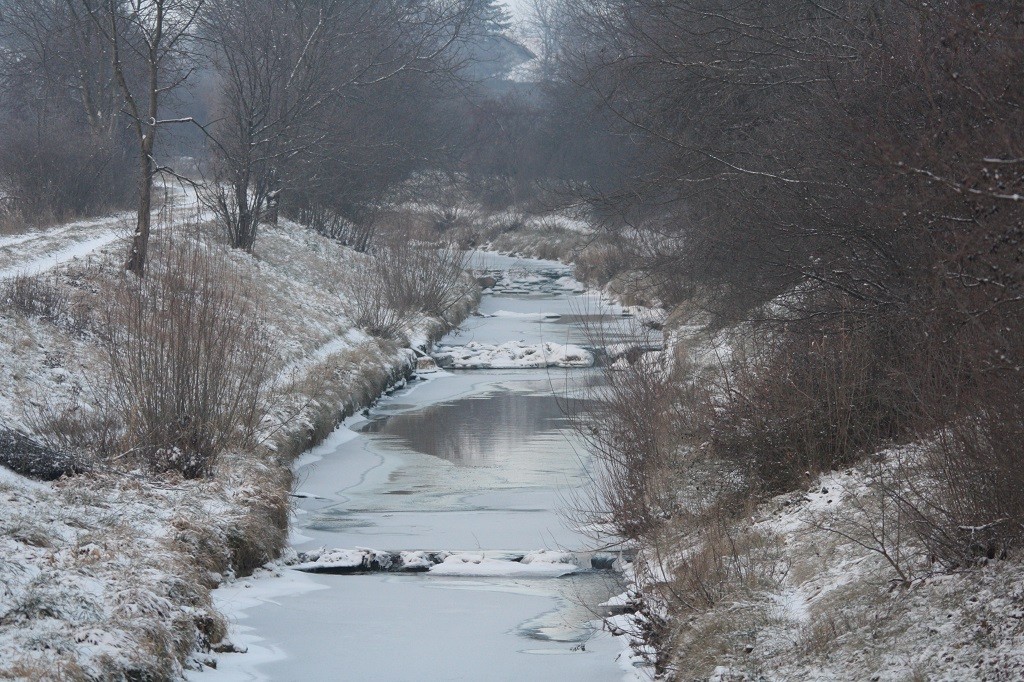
[360,389,590,468]
[516,572,624,644]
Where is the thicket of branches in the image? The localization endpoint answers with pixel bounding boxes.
[0,0,137,227]
[201,0,479,252]
[548,0,1024,564]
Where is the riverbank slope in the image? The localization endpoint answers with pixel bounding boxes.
[0,208,478,679]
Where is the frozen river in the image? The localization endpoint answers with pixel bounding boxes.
[196,254,643,681]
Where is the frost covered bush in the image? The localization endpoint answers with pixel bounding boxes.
[0,428,90,481]
[399,242,473,320]
[102,239,274,478]
[341,254,410,339]
[343,240,473,339]
[707,317,914,494]
[1,273,74,329]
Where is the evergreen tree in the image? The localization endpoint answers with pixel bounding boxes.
[473,0,513,36]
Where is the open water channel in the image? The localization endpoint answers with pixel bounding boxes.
[197,253,643,681]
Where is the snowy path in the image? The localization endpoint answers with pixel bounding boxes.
[0,185,200,280]
[0,215,128,279]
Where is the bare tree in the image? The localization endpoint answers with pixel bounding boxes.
[0,0,122,135]
[203,0,475,252]
[0,0,137,220]
[200,0,341,251]
[80,0,204,275]
[519,0,563,80]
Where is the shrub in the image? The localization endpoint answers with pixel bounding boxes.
[1,273,71,325]
[102,239,273,478]
[296,205,377,252]
[340,257,409,339]
[574,347,696,541]
[25,388,121,462]
[343,240,474,339]
[707,316,914,494]
[0,115,134,223]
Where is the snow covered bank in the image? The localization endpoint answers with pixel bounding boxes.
[432,341,594,369]
[0,454,287,678]
[0,209,478,678]
[621,447,1024,680]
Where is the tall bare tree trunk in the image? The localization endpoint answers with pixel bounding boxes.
[127,143,154,275]
[86,0,197,277]
[232,176,255,251]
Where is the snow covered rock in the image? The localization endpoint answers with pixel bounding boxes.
[292,548,399,574]
[292,548,453,573]
[431,341,594,369]
[429,552,580,577]
[289,548,587,577]
[416,356,440,373]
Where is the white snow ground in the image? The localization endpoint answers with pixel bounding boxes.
[629,448,1024,680]
[0,182,198,280]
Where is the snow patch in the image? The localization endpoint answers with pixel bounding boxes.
[429,552,580,578]
[432,341,594,369]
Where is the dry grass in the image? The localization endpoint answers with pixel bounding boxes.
[644,523,788,679]
[2,273,71,322]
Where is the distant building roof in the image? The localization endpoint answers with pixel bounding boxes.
[461,34,537,83]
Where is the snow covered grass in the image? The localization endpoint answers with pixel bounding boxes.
[0,206,478,678]
[0,459,290,679]
[616,443,1024,681]
[385,195,639,295]
[573,299,1024,680]
[468,214,632,294]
